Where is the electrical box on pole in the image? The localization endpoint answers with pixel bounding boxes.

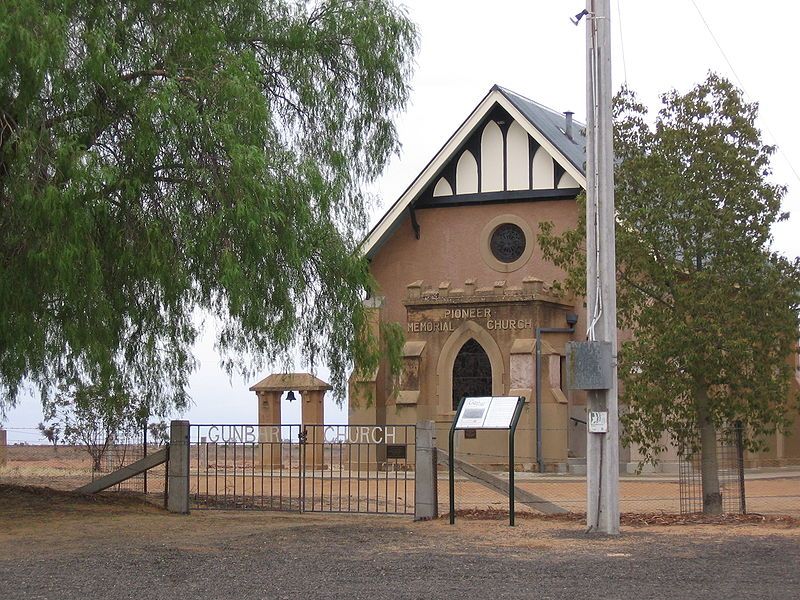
[566,341,613,390]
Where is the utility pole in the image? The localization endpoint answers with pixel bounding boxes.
[583,0,620,534]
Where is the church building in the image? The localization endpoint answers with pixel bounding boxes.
[348,85,800,472]
[349,85,587,471]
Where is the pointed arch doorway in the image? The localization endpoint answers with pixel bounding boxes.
[452,338,493,410]
[437,321,505,417]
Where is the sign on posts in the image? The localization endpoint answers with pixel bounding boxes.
[449,396,525,526]
[455,396,521,429]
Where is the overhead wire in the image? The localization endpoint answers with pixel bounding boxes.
[688,0,800,186]
[615,0,628,85]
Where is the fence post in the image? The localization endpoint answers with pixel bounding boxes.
[167,420,190,514]
[0,429,7,467]
[143,424,148,495]
[735,421,747,514]
[415,421,438,521]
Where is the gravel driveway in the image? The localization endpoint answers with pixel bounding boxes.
[1,486,798,600]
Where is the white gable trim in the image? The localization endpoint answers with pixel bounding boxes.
[362,89,586,258]
[493,95,587,189]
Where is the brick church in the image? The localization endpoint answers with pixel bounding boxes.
[348,85,800,472]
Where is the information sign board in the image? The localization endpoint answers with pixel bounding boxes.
[449,395,526,527]
[454,396,521,430]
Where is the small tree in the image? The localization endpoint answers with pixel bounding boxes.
[43,380,139,471]
[147,421,170,447]
[540,73,800,514]
[37,422,60,449]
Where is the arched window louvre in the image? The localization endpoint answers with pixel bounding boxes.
[532,147,555,189]
[506,122,530,190]
[456,150,478,194]
[480,121,503,192]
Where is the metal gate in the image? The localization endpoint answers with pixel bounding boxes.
[188,424,416,515]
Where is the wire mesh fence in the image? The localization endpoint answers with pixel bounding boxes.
[435,422,800,517]
[440,470,800,517]
[0,442,95,490]
[2,422,798,517]
[679,423,746,515]
[0,425,166,498]
[94,427,168,495]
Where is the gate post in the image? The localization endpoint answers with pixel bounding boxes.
[256,391,283,467]
[167,420,190,514]
[302,390,326,467]
[415,421,438,520]
[0,429,7,467]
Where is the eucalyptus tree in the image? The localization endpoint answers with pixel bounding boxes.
[0,1,416,414]
[44,379,139,470]
[540,74,800,514]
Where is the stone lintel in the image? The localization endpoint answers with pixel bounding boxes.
[508,388,532,403]
[510,338,536,354]
[539,340,558,355]
[523,277,544,294]
[403,294,574,309]
[351,368,379,384]
[407,280,424,299]
[402,340,426,357]
[465,279,476,296]
[364,296,384,308]
[396,391,420,405]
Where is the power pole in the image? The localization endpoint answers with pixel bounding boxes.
[583,0,620,534]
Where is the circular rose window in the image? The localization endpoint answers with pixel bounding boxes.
[490,223,526,263]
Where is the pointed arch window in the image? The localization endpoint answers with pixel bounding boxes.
[452,338,492,410]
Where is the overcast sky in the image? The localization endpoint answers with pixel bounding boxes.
[4,1,799,442]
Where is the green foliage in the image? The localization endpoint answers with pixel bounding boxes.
[538,192,587,297]
[0,0,418,413]
[43,378,140,469]
[37,421,60,447]
[539,73,800,463]
[147,420,169,446]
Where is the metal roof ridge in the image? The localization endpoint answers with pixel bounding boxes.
[496,85,586,128]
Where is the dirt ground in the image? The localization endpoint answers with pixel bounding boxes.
[1,485,799,600]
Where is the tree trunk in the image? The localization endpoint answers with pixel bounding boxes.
[696,395,722,515]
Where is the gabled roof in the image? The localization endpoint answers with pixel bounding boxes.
[362,85,587,259]
[497,86,586,176]
[249,372,332,392]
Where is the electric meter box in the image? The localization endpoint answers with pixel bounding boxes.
[566,341,613,390]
